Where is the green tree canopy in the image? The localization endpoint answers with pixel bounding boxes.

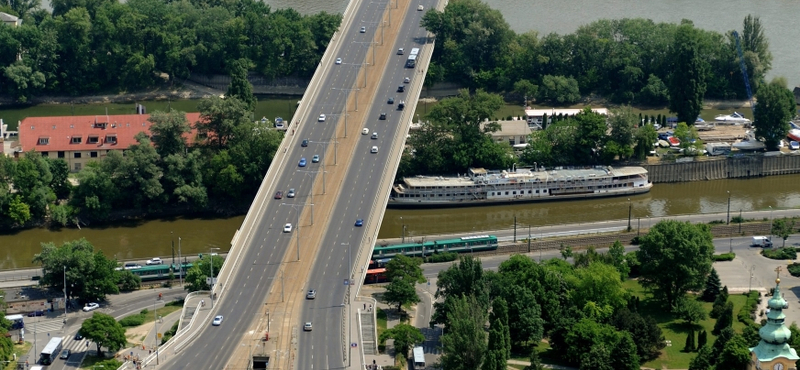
[32,238,119,302]
[752,79,794,151]
[184,254,224,292]
[701,268,722,302]
[225,58,256,111]
[81,312,127,355]
[378,323,424,358]
[432,256,489,327]
[148,109,192,158]
[638,220,714,308]
[440,294,488,370]
[667,23,708,126]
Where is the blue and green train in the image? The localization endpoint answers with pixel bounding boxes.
[127,263,192,282]
[371,234,498,259]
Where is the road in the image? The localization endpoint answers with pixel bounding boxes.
[297,0,436,369]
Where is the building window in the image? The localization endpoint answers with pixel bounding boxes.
[90,151,98,158]
[74,162,81,171]
[58,151,65,158]
[74,152,82,158]
[41,152,48,157]
[106,135,117,144]
[71,136,82,144]
[38,137,49,145]
[87,136,99,144]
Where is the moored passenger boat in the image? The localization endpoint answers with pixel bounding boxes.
[388,166,652,208]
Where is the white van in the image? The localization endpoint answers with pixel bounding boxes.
[752,236,773,248]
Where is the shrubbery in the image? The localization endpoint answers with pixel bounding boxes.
[425,252,459,263]
[762,247,797,260]
[712,253,736,262]
[161,320,180,345]
[788,263,800,277]
[118,309,149,327]
[737,291,760,327]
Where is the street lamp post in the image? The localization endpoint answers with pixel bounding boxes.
[627,198,632,232]
[154,300,160,365]
[178,237,183,288]
[209,247,220,309]
[400,217,405,243]
[63,266,67,319]
[726,191,731,225]
[769,206,774,241]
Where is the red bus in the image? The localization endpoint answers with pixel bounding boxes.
[364,268,388,284]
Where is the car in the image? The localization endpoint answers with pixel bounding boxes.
[318,114,326,122]
[83,303,100,312]
[397,48,404,55]
[312,155,320,163]
[397,85,405,92]
[403,77,410,83]
[59,349,71,359]
[304,322,313,331]
[287,188,296,198]
[299,158,307,167]
[306,290,316,299]
[284,223,293,233]
[417,4,424,10]
[360,26,366,33]
[398,101,405,110]
[379,113,387,120]
[371,132,378,139]
[27,310,44,317]
[362,128,369,135]
[791,141,800,150]
[74,331,83,340]
[274,191,283,199]
[146,257,162,265]
[371,146,378,154]
[387,97,394,104]
[123,262,142,270]
[301,139,309,147]
[657,133,670,141]
[355,219,363,227]
[335,58,342,65]
[212,315,223,326]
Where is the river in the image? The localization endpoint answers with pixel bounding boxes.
[3,174,800,269]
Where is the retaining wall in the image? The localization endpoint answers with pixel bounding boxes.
[643,154,800,183]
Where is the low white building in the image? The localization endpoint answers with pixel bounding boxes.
[481,119,531,148]
[0,12,22,27]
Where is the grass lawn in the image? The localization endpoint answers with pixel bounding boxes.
[376,308,388,353]
[623,279,750,369]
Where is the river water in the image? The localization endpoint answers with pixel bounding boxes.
[3,174,800,269]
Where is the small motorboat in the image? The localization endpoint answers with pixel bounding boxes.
[667,137,681,147]
[732,131,765,151]
[714,112,751,124]
[787,129,800,143]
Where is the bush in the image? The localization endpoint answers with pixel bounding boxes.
[630,236,641,245]
[425,252,459,263]
[712,253,736,261]
[161,320,180,344]
[789,263,800,277]
[762,247,797,260]
[118,309,149,327]
[737,291,760,327]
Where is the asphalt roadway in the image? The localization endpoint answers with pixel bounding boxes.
[161,0,428,368]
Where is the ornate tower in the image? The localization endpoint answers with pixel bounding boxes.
[750,272,799,370]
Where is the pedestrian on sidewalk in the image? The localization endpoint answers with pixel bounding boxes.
[363,303,366,310]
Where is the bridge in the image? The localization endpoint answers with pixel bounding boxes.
[154,0,440,369]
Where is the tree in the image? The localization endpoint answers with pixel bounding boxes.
[580,344,613,370]
[771,218,795,247]
[384,278,420,314]
[674,297,707,326]
[611,333,641,370]
[711,326,735,360]
[513,79,538,106]
[563,318,621,364]
[753,78,795,150]
[524,348,545,370]
[440,295,488,370]
[701,268,722,302]
[560,245,573,260]
[537,75,580,104]
[503,285,545,347]
[740,15,772,92]
[712,301,734,335]
[667,23,708,126]
[432,256,489,326]
[117,270,141,292]
[483,298,510,370]
[673,122,703,155]
[684,328,696,352]
[32,238,119,302]
[148,110,192,158]
[123,133,165,210]
[715,334,751,370]
[606,106,637,160]
[633,123,658,160]
[378,323,424,358]
[225,58,256,111]
[384,255,424,313]
[697,330,708,349]
[710,286,729,319]
[183,254,224,292]
[638,220,714,308]
[688,344,713,370]
[195,96,252,149]
[572,262,628,312]
[81,312,127,355]
[611,308,665,361]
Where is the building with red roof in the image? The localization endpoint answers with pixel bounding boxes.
[18,113,201,172]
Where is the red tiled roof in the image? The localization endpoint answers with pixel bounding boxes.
[18,113,202,152]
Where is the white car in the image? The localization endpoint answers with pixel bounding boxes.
[371,132,378,139]
[362,128,369,135]
[417,4,424,11]
[284,223,293,233]
[146,257,162,265]
[371,146,378,154]
[318,114,326,122]
[212,315,223,326]
[304,322,313,331]
[82,303,100,312]
[360,26,366,33]
[335,58,342,65]
[403,77,410,83]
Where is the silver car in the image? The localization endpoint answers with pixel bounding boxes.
[306,290,317,299]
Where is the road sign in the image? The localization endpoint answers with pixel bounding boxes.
[344,279,350,286]
[351,343,358,348]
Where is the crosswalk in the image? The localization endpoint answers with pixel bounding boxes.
[24,318,66,334]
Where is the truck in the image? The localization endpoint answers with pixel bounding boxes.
[705,142,731,156]
[752,236,773,248]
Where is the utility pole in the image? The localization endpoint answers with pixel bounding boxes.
[178,237,183,287]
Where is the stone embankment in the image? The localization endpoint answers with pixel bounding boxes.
[644,154,800,183]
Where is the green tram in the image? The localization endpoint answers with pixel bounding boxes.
[372,235,498,259]
[128,263,192,282]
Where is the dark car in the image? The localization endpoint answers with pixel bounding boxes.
[379,113,387,120]
[274,191,283,199]
[387,97,394,104]
[27,310,44,317]
[74,331,83,340]
[60,349,71,359]
[657,133,670,141]
[355,219,364,227]
[301,139,309,147]
[397,85,405,93]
